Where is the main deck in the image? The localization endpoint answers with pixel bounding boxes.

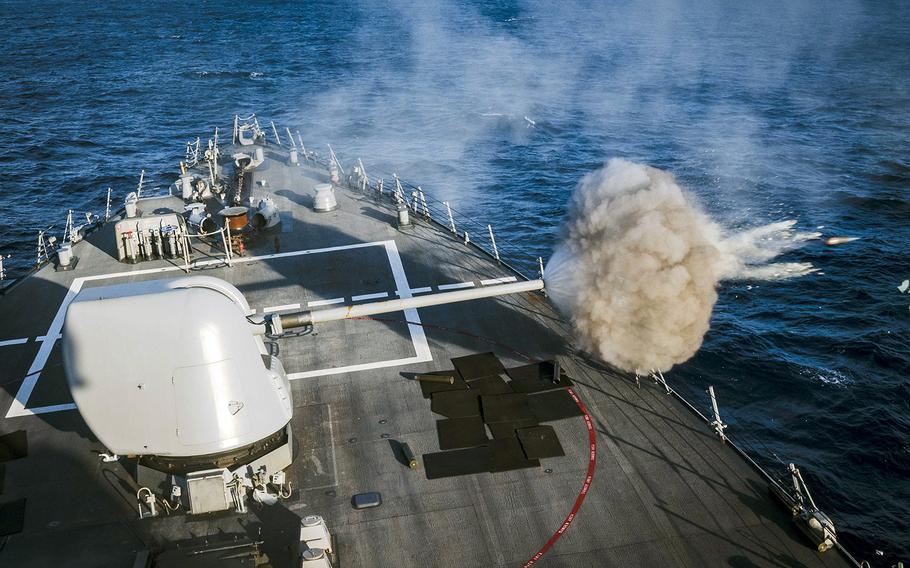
[0,145,854,567]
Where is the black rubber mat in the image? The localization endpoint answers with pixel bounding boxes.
[418,370,469,399]
[430,390,481,418]
[481,393,535,423]
[465,375,513,396]
[437,416,489,450]
[424,446,491,479]
[0,498,25,536]
[489,437,540,472]
[487,419,539,440]
[517,425,565,459]
[0,430,28,463]
[506,361,573,393]
[451,352,505,380]
[528,389,584,422]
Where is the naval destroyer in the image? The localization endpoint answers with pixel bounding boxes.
[0,115,866,567]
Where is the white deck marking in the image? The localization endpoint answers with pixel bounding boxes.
[288,241,433,380]
[403,286,432,295]
[481,276,517,286]
[6,239,433,417]
[23,403,76,414]
[6,277,85,418]
[0,338,28,347]
[438,281,476,291]
[35,334,63,342]
[351,292,388,302]
[288,355,433,380]
[262,303,301,313]
[307,297,345,307]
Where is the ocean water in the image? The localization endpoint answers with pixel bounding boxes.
[1,0,908,561]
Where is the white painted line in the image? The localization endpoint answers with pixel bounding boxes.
[291,242,433,378]
[36,334,63,342]
[6,278,84,418]
[24,403,77,415]
[308,297,345,307]
[0,338,28,348]
[481,276,518,286]
[438,281,475,291]
[406,286,432,295]
[385,240,432,362]
[351,292,388,302]
[288,355,431,380]
[262,303,301,314]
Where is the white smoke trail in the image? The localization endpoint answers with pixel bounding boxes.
[544,159,817,374]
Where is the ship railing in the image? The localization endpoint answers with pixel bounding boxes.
[304,150,542,282]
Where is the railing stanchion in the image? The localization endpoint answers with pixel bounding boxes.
[444,201,456,234]
[488,225,500,262]
[182,232,191,273]
[296,131,306,159]
[222,225,233,268]
[136,170,145,198]
[271,121,281,145]
[707,386,728,442]
[286,127,296,148]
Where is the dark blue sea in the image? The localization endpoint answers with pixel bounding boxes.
[1,0,907,561]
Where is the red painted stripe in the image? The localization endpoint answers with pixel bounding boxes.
[521,387,596,567]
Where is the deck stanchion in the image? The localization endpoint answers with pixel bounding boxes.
[182,232,191,273]
[444,202,457,234]
[105,188,112,221]
[222,226,233,268]
[488,225,500,262]
[418,188,429,218]
[296,132,306,159]
[136,170,145,198]
[651,370,671,394]
[394,175,404,204]
[286,127,295,148]
[271,121,281,145]
[707,386,728,442]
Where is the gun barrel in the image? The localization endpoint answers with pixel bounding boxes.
[278,279,544,330]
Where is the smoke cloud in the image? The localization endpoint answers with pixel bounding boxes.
[545,159,817,374]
